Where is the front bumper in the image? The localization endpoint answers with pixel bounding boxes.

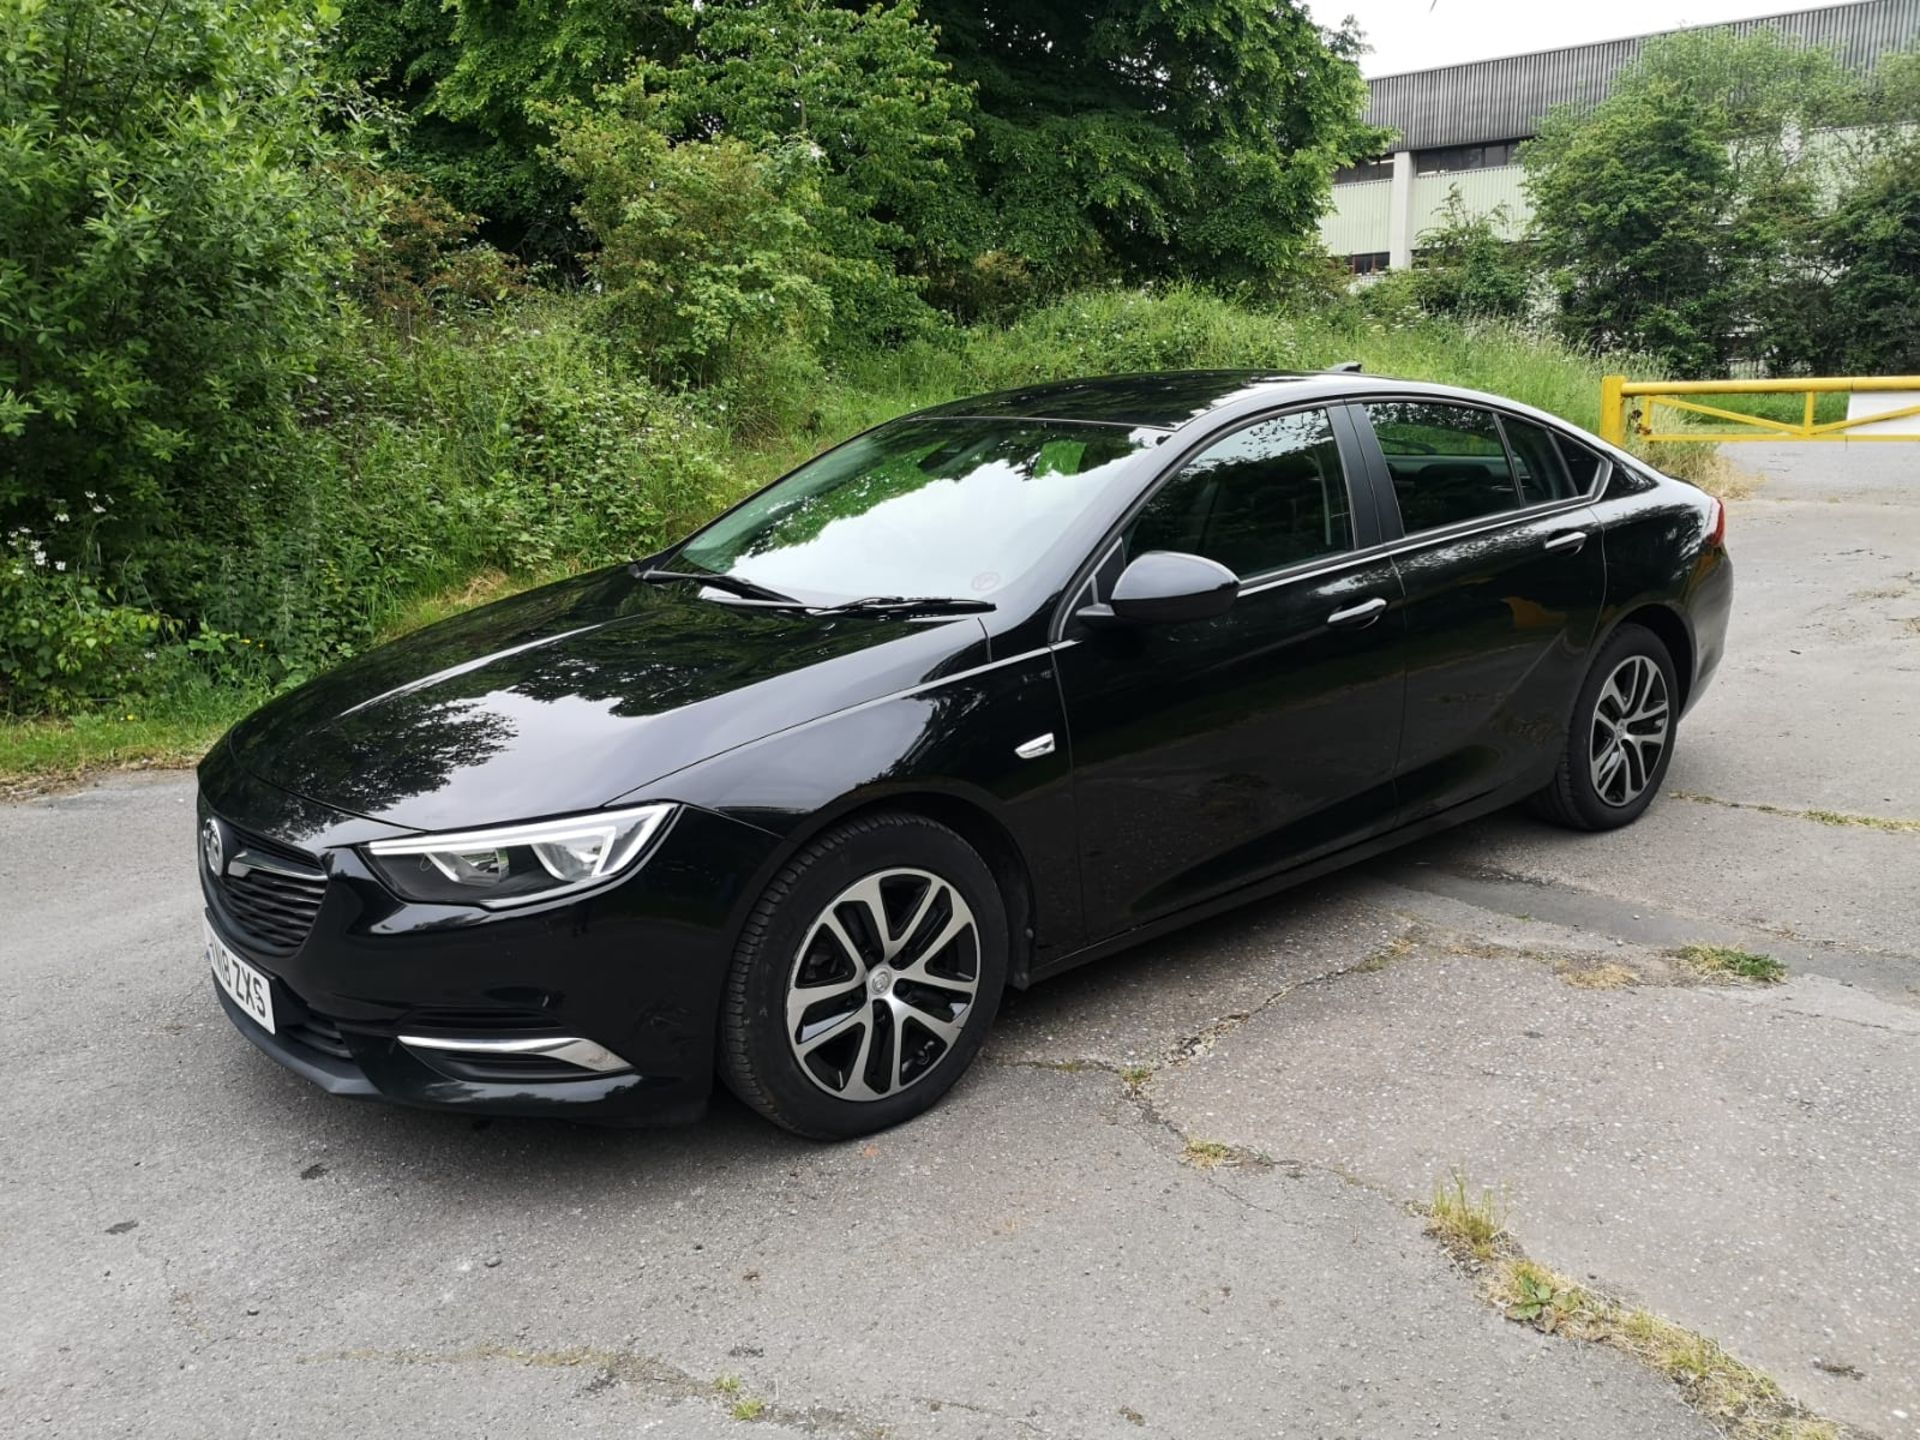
[197,747,782,1123]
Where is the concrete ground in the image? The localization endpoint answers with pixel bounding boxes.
[2,445,1915,1439]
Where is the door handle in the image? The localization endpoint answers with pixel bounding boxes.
[1543,530,1588,554]
[1327,596,1388,629]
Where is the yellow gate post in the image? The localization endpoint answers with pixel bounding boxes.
[1599,374,1627,448]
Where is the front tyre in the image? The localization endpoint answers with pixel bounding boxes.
[1529,623,1679,832]
[719,812,1008,1139]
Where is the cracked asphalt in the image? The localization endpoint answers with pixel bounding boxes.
[3,445,1916,1439]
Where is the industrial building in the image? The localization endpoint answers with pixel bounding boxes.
[1321,0,1920,272]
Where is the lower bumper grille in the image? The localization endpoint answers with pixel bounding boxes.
[281,1011,352,1061]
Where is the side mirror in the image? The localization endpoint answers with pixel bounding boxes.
[1078,551,1239,628]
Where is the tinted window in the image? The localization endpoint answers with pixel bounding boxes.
[1128,409,1351,579]
[1502,416,1579,504]
[1555,433,1607,494]
[678,418,1157,605]
[1367,402,1519,534]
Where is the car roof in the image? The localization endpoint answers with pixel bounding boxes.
[910,369,1542,431]
[913,371,1328,430]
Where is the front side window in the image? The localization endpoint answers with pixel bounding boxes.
[1366,402,1519,534]
[1502,416,1580,504]
[1126,408,1352,579]
[677,418,1158,605]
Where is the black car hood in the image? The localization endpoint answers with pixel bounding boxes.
[225,566,992,831]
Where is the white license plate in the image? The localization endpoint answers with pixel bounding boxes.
[207,919,275,1034]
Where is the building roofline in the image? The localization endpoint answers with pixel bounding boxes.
[1366,0,1877,82]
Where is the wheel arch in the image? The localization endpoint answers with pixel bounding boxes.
[1605,602,1696,714]
[743,789,1041,991]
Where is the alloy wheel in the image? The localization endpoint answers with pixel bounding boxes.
[1589,654,1670,807]
[785,868,981,1101]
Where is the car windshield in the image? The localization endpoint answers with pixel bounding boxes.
[674,417,1159,605]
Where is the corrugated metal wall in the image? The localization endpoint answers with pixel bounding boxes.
[1366,0,1920,152]
[1409,169,1532,239]
[1321,180,1393,256]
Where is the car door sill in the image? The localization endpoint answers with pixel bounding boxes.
[1026,775,1545,987]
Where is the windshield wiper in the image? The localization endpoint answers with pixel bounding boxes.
[821,595,996,615]
[631,567,801,606]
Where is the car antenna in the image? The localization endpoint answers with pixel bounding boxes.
[1327,361,1363,373]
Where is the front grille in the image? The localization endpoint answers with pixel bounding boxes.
[215,831,327,956]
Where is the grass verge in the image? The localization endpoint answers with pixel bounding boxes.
[0,683,258,799]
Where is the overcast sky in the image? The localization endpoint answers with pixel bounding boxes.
[1306,0,1857,77]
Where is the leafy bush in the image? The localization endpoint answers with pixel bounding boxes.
[0,0,360,547]
[1408,191,1533,321]
[168,304,740,686]
[554,112,836,425]
[1,528,161,715]
[344,167,525,329]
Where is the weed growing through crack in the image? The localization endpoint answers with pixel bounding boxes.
[1497,1259,1592,1332]
[1426,1172,1506,1262]
[1120,1064,1155,1089]
[1356,934,1417,973]
[1181,1139,1237,1169]
[1492,1257,1840,1438]
[1559,960,1640,989]
[713,1374,743,1396]
[730,1396,767,1421]
[1675,944,1786,984]
[1670,791,1920,833]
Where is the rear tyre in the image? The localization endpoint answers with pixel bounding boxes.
[1529,624,1679,832]
[719,812,1008,1140]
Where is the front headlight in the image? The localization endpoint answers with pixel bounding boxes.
[363,804,675,908]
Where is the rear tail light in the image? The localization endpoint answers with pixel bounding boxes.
[1706,498,1726,548]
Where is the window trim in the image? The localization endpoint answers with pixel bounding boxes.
[1049,400,1379,642]
[1348,396,1611,547]
[1049,393,1614,642]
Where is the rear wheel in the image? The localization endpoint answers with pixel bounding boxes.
[1529,624,1678,831]
[719,812,1008,1139]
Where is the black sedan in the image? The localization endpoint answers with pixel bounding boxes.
[198,371,1731,1137]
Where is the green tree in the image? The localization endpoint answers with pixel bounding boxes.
[331,0,681,261]
[1523,28,1859,375]
[1774,50,1920,373]
[0,0,359,547]
[1795,158,1920,372]
[555,106,832,389]
[1409,190,1533,320]
[922,0,1385,293]
[636,0,975,342]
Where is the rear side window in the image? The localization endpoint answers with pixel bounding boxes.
[1366,402,1519,533]
[1127,408,1352,579]
[1555,433,1608,495]
[1502,416,1579,504]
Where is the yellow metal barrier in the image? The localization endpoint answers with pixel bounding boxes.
[1599,374,1920,447]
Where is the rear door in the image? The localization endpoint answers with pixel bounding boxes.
[1053,404,1407,940]
[1354,400,1606,822]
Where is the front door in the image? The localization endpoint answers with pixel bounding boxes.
[1054,405,1408,942]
